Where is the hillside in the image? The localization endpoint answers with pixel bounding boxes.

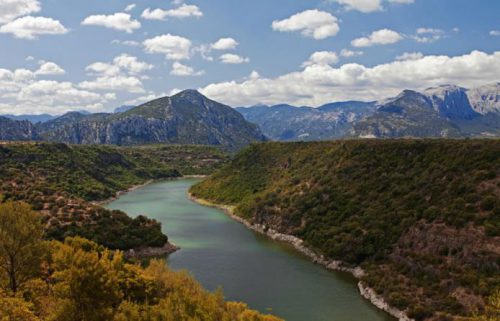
[190,140,500,320]
[35,90,266,150]
[0,142,228,250]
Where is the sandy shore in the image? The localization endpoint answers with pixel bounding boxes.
[188,193,414,321]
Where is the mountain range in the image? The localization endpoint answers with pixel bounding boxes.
[238,83,500,140]
[1,83,499,147]
[0,90,266,150]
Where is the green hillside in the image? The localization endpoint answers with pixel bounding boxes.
[190,139,500,320]
[0,142,228,250]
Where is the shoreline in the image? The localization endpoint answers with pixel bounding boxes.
[94,176,207,257]
[188,193,414,321]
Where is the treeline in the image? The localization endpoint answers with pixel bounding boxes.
[0,142,227,250]
[0,201,282,321]
[190,139,500,320]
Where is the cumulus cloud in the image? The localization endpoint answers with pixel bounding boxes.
[141,4,203,20]
[219,53,249,64]
[35,62,65,75]
[79,75,144,93]
[302,51,339,67]
[211,37,239,50]
[351,29,403,47]
[81,13,141,33]
[80,54,152,93]
[490,30,500,36]
[0,16,68,39]
[0,66,109,114]
[272,9,340,40]
[0,0,40,24]
[143,34,192,60]
[199,51,500,107]
[170,62,204,76]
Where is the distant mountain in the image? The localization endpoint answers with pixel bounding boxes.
[0,116,38,141]
[237,101,376,141]
[352,83,500,138]
[352,90,462,138]
[1,114,56,123]
[36,90,266,150]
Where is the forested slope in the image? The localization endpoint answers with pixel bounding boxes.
[191,139,500,320]
[0,142,227,250]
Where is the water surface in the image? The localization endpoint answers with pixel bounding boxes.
[107,179,393,321]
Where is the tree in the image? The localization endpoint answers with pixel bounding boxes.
[0,201,45,293]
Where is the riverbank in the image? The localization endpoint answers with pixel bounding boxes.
[188,193,414,321]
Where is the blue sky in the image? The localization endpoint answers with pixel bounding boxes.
[0,0,499,114]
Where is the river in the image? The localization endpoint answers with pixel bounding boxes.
[106,178,393,321]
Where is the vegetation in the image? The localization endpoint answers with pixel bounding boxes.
[191,139,500,320]
[0,202,281,321]
[0,142,227,250]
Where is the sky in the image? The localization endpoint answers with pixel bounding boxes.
[0,0,499,115]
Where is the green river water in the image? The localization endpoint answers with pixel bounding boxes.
[106,178,394,321]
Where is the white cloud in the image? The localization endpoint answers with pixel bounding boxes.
[111,39,141,47]
[351,28,403,47]
[124,4,136,12]
[86,54,152,77]
[330,0,414,13]
[396,52,424,61]
[143,34,192,60]
[272,9,340,40]
[330,0,382,13]
[0,66,108,114]
[113,54,153,74]
[171,62,204,76]
[79,75,144,93]
[0,0,40,24]
[35,62,65,75]
[219,53,249,64]
[412,27,444,43]
[81,54,151,93]
[86,62,120,76]
[141,4,202,20]
[490,30,500,36]
[81,13,141,33]
[0,16,68,39]
[302,51,339,67]
[211,37,239,50]
[199,51,500,107]
[340,49,363,57]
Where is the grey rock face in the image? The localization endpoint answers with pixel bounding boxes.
[0,116,38,141]
[36,90,266,150]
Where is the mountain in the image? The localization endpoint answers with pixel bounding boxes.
[467,82,500,115]
[36,90,266,150]
[114,105,135,113]
[236,101,376,141]
[351,83,500,138]
[352,90,463,138]
[190,139,500,321]
[1,114,56,123]
[0,116,38,141]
